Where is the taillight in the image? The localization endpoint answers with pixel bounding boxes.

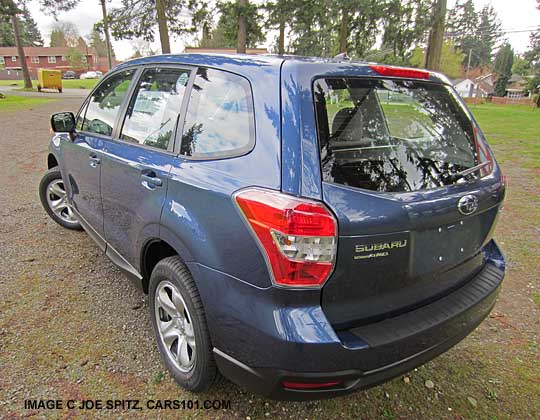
[234,188,337,288]
[369,64,430,79]
[473,125,494,177]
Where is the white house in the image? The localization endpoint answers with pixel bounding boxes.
[452,74,494,98]
[452,78,476,98]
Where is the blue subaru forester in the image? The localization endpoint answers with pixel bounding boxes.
[39,54,506,400]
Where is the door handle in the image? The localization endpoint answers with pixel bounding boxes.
[141,173,163,188]
[88,154,100,168]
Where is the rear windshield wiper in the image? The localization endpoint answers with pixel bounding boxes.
[448,161,491,181]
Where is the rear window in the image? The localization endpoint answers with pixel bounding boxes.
[314,78,483,192]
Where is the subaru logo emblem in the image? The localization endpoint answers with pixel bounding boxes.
[457,195,478,215]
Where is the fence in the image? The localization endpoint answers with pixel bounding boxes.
[464,96,536,107]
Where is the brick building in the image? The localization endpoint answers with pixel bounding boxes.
[0,46,99,79]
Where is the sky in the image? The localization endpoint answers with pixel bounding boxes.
[27,0,540,61]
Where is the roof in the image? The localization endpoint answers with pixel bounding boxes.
[0,46,97,57]
[184,47,268,55]
[477,79,494,94]
[114,53,449,85]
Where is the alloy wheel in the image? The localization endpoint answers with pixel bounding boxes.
[154,281,196,372]
[46,179,77,224]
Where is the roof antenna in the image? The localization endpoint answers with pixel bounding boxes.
[333,52,350,61]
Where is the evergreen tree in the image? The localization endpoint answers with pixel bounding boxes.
[381,0,432,62]
[287,0,333,57]
[264,0,295,54]
[19,3,43,46]
[447,0,501,68]
[108,0,196,54]
[347,0,383,58]
[493,43,514,96]
[90,25,114,58]
[526,31,540,72]
[199,1,263,49]
[475,5,501,65]
[0,3,43,47]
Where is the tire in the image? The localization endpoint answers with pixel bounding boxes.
[39,167,82,230]
[149,256,217,392]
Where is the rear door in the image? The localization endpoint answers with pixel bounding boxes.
[99,66,193,272]
[63,68,136,248]
[312,76,505,327]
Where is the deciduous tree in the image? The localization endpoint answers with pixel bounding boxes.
[411,40,464,78]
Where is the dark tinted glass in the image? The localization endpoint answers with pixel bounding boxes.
[120,67,191,151]
[314,78,480,192]
[82,69,135,136]
[181,68,255,159]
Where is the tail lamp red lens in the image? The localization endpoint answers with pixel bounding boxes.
[235,188,337,288]
[369,64,430,80]
[472,125,494,177]
[282,380,342,390]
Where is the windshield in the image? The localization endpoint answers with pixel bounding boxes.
[313,77,489,193]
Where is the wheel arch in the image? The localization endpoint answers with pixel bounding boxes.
[140,232,195,293]
[47,153,59,169]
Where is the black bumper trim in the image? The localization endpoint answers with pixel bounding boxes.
[349,263,503,347]
[214,261,504,400]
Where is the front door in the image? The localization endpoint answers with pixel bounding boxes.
[62,68,137,247]
[100,66,193,272]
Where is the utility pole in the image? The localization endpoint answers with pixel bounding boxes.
[99,0,113,70]
[465,48,472,80]
[237,0,247,53]
[425,0,447,71]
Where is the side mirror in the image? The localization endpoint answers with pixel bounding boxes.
[51,112,76,134]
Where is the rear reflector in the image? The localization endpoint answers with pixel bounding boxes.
[369,64,430,79]
[234,188,337,288]
[282,380,341,390]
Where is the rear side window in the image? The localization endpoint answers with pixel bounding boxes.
[314,78,480,193]
[180,68,255,159]
[120,67,191,151]
[81,69,135,136]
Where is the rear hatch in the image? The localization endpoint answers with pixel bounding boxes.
[313,74,505,327]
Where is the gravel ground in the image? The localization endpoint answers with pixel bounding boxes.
[0,99,538,420]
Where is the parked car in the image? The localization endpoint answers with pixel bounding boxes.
[62,70,76,80]
[39,54,506,400]
[79,71,98,79]
[95,70,103,78]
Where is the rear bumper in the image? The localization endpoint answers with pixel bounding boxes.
[193,240,505,400]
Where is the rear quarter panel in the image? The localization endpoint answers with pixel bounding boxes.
[160,60,282,288]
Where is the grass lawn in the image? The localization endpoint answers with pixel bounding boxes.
[469,103,540,169]
[0,101,537,420]
[0,95,53,112]
[0,79,99,90]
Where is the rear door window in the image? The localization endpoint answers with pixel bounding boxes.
[180,68,255,159]
[314,78,483,192]
[81,69,135,136]
[120,67,191,151]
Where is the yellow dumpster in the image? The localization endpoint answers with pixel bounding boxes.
[37,69,62,93]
